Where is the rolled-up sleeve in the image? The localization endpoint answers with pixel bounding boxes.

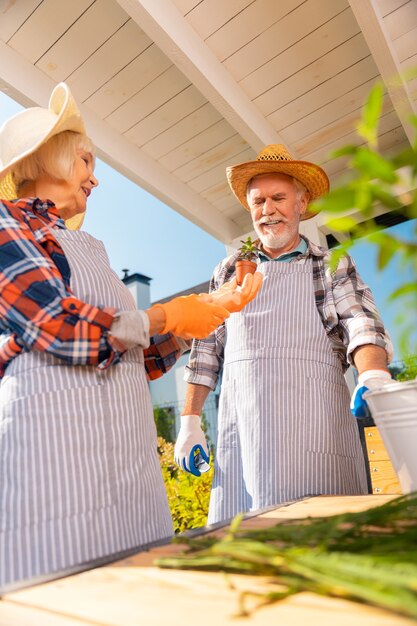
[184,327,224,390]
[330,255,394,365]
[0,200,121,375]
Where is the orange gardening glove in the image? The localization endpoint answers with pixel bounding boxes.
[151,294,230,339]
[210,271,263,313]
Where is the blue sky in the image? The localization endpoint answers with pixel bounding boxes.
[1,91,415,360]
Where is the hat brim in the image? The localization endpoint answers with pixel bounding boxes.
[0,83,87,230]
[226,159,329,220]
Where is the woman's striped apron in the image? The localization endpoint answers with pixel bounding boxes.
[0,229,173,590]
[208,258,368,525]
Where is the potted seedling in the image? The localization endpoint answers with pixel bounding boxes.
[235,236,259,285]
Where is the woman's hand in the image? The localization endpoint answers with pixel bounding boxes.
[210,271,263,313]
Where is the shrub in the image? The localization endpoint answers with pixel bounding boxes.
[153,405,176,443]
[157,437,213,533]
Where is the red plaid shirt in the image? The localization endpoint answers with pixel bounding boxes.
[0,198,182,380]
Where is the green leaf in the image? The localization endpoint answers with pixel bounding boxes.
[388,282,417,301]
[326,216,358,232]
[314,187,356,214]
[370,185,403,210]
[377,244,397,270]
[352,148,398,183]
[356,82,384,146]
[329,145,358,159]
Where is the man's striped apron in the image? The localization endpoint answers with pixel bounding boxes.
[208,258,368,525]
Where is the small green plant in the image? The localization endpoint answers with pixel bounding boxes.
[157,437,213,533]
[238,236,259,261]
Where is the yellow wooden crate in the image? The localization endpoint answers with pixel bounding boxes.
[364,427,401,494]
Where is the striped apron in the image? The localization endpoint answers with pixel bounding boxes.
[0,229,173,590]
[208,258,368,525]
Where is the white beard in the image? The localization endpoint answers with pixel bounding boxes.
[254,219,299,251]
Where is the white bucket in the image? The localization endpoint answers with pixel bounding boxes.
[364,380,417,494]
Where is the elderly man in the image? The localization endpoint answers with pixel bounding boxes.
[174,144,393,525]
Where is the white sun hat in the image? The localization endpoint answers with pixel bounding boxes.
[0,82,88,230]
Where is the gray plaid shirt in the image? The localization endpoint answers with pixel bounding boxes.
[185,236,393,390]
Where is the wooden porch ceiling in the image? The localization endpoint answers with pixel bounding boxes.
[0,0,416,244]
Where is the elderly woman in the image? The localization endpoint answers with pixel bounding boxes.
[0,83,262,590]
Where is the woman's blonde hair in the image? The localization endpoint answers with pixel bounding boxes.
[12,130,94,193]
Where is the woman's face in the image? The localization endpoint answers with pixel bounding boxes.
[55,149,98,221]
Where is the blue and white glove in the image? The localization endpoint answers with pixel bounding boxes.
[350,369,393,418]
[174,415,210,477]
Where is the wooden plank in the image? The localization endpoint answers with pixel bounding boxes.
[0,0,42,42]
[377,0,409,18]
[269,58,379,132]
[280,78,380,144]
[184,0,254,41]
[202,179,235,203]
[326,127,408,180]
[0,601,92,626]
[382,0,417,40]
[224,0,349,83]
[365,426,395,461]
[223,203,245,219]
[188,147,253,193]
[294,96,394,159]
[205,0,305,62]
[142,103,224,161]
[393,25,417,62]
[84,44,172,118]
[8,0,92,64]
[255,34,371,117]
[67,20,152,102]
[369,460,402,494]
[106,64,190,132]
[125,85,207,146]
[174,134,248,182]
[35,0,128,82]
[172,0,202,14]
[301,107,399,163]
[3,549,413,626]
[213,192,240,212]
[239,7,360,100]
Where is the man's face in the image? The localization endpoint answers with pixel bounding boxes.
[247,173,308,256]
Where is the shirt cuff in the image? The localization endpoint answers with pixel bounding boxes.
[184,366,218,391]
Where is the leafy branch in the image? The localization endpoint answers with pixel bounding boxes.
[157,493,417,619]
[310,81,417,356]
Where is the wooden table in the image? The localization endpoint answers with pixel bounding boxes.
[0,495,413,626]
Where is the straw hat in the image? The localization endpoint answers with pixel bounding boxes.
[0,82,87,230]
[226,144,330,220]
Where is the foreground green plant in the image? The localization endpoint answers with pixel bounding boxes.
[311,81,417,355]
[157,493,417,619]
[157,437,213,533]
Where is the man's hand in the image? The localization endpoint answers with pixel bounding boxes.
[350,369,393,417]
[174,415,210,477]
[210,271,263,313]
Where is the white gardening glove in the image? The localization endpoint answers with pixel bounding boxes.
[110,310,149,349]
[350,369,393,418]
[174,415,210,477]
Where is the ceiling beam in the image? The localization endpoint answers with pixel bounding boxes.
[115,0,288,154]
[348,0,416,144]
[0,41,240,243]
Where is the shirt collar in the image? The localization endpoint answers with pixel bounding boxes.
[17,197,66,229]
[258,237,308,262]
